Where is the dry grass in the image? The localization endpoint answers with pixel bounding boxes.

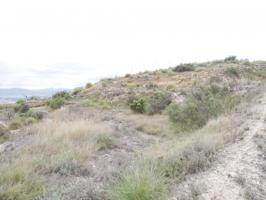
[0,108,115,199]
[126,113,175,136]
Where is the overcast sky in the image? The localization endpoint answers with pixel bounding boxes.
[0,0,266,89]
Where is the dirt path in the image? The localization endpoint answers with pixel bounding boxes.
[173,94,266,200]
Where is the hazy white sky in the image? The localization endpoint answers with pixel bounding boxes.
[0,0,266,89]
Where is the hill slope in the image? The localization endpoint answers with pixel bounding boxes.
[0,58,266,200]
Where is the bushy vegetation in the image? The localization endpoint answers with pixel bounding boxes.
[158,140,217,181]
[9,116,37,130]
[72,87,83,95]
[110,166,167,200]
[167,83,240,132]
[129,98,146,113]
[83,98,112,109]
[129,91,172,114]
[0,159,43,200]
[0,124,9,143]
[95,133,116,150]
[225,67,239,78]
[145,91,172,115]
[224,56,237,63]
[173,63,194,72]
[14,99,29,113]
[47,97,65,110]
[52,91,70,100]
[85,82,93,89]
[47,91,70,110]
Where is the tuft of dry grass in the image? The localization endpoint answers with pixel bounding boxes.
[126,113,175,136]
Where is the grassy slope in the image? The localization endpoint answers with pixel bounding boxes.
[0,59,266,200]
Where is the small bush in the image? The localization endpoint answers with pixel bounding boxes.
[72,87,83,95]
[225,67,239,78]
[95,133,116,150]
[129,98,146,113]
[14,99,29,113]
[224,56,237,62]
[125,74,132,78]
[9,116,37,130]
[85,82,93,89]
[0,161,43,200]
[48,97,65,110]
[173,63,194,72]
[24,110,44,120]
[0,124,9,143]
[145,91,172,115]
[52,91,70,100]
[110,166,167,200]
[167,83,239,132]
[24,117,37,125]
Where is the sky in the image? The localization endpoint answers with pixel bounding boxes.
[0,0,266,89]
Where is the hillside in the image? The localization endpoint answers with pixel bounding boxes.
[0,58,266,200]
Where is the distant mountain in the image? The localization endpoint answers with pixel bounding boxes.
[0,88,68,101]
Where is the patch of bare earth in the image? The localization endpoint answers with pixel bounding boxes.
[172,94,266,200]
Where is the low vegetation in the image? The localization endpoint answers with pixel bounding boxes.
[167,83,240,132]
[47,91,71,110]
[85,82,93,89]
[9,109,44,130]
[110,165,167,200]
[145,91,172,115]
[0,159,43,200]
[95,132,117,150]
[129,91,172,115]
[0,124,9,143]
[47,97,65,109]
[225,67,240,78]
[72,87,83,95]
[129,97,146,113]
[173,63,194,72]
[14,99,29,113]
[1,59,265,200]
[224,56,237,63]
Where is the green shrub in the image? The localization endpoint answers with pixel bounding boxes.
[129,98,145,113]
[110,166,167,200]
[52,91,70,100]
[48,97,64,110]
[24,117,37,125]
[225,67,239,78]
[95,133,116,150]
[167,83,239,132]
[224,56,237,62]
[24,110,44,120]
[173,63,194,72]
[72,87,83,95]
[14,99,29,113]
[9,116,37,130]
[157,139,217,181]
[0,161,43,200]
[0,124,9,144]
[145,91,172,115]
[85,82,93,89]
